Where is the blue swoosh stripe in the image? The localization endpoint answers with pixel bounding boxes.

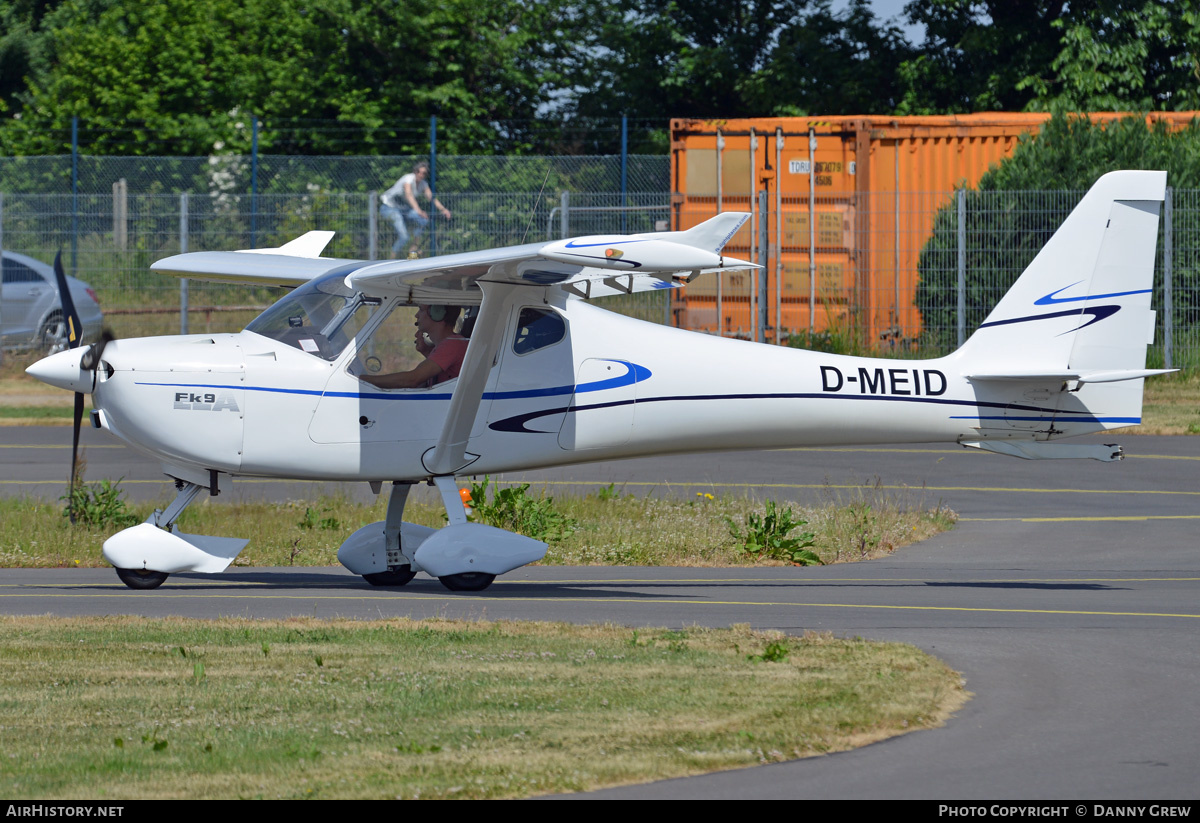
[980,305,1119,334]
[133,360,652,402]
[562,239,651,249]
[1036,282,1152,305]
[488,391,1132,433]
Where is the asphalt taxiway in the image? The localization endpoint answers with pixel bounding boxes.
[2,427,1199,798]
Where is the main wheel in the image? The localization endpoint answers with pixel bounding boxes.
[438,572,495,592]
[363,567,416,587]
[115,567,170,590]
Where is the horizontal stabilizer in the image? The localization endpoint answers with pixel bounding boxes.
[967,369,1176,384]
[539,212,752,273]
[961,440,1123,462]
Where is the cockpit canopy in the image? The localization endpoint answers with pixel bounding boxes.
[245,272,379,361]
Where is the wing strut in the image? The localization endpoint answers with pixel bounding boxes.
[422,279,524,476]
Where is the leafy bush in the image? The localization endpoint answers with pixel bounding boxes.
[467,477,576,543]
[725,501,821,566]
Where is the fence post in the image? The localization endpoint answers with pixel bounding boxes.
[71,116,79,273]
[956,188,966,350]
[250,116,259,249]
[1164,186,1173,370]
[808,128,816,335]
[757,189,768,343]
[180,192,189,335]
[560,190,569,238]
[368,191,378,260]
[620,114,628,234]
[775,128,783,344]
[112,179,127,251]
[429,115,438,255]
[716,128,724,336]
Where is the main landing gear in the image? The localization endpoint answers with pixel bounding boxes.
[366,478,498,592]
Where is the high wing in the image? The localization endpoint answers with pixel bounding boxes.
[150,214,757,301]
[149,213,758,477]
[343,211,755,303]
[150,231,366,287]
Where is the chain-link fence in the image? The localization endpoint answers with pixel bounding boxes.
[0,154,669,195]
[0,161,673,340]
[3,166,1198,366]
[672,187,1200,367]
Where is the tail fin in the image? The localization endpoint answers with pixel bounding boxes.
[954,170,1170,435]
[958,170,1165,372]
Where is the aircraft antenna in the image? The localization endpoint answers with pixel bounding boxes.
[520,163,554,245]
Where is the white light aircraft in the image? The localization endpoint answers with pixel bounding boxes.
[27,170,1172,591]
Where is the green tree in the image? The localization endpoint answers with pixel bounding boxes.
[915,113,1200,353]
[0,0,582,156]
[897,0,1200,115]
[896,0,1069,114]
[567,0,914,123]
[1018,1,1200,112]
[0,0,63,118]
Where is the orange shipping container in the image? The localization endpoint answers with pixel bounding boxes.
[670,112,1198,345]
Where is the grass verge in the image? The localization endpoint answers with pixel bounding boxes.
[1136,371,1200,435]
[0,483,955,569]
[0,616,967,800]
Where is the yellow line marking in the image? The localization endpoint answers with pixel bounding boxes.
[1126,453,1200,461]
[481,480,1200,497]
[779,447,1200,462]
[6,574,1200,589]
[0,444,122,449]
[0,589,1196,619]
[964,515,1200,522]
[6,478,1200,501]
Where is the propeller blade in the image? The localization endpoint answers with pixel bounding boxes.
[56,250,88,523]
[68,391,84,525]
[51,251,84,352]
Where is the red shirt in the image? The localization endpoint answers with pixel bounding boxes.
[428,335,468,384]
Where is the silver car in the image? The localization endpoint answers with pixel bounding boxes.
[1,250,103,353]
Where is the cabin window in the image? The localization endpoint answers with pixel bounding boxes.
[350,303,422,376]
[512,307,565,355]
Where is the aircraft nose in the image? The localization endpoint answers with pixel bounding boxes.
[25,347,93,394]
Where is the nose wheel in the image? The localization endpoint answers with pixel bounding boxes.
[115,568,170,590]
[438,572,495,592]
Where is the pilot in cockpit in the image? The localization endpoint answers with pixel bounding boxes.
[360,304,468,389]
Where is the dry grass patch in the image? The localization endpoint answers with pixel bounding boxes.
[0,483,955,570]
[1136,371,1200,434]
[0,616,968,799]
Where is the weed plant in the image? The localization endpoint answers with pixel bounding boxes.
[724,501,821,565]
[60,479,140,530]
[466,477,576,542]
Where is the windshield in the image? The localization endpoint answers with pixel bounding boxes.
[245,272,378,360]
